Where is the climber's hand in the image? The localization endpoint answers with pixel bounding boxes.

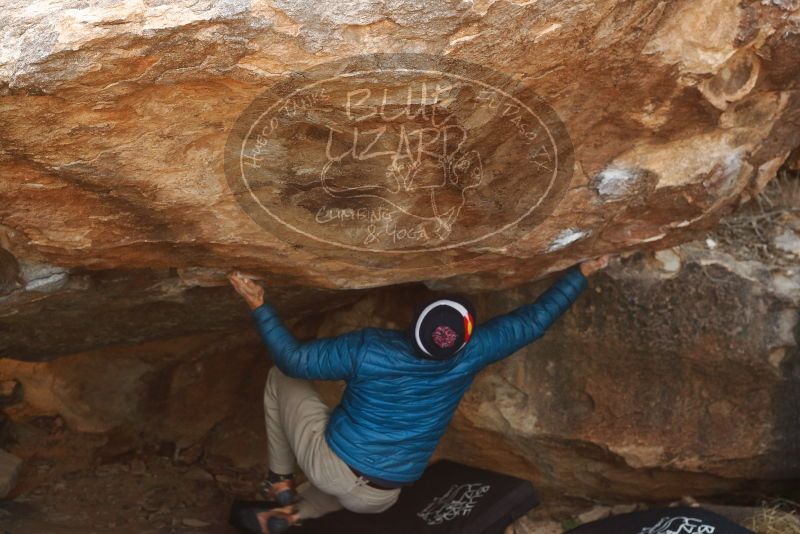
[228,271,265,310]
[579,254,612,277]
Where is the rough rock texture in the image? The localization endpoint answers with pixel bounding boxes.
[0,263,363,361]
[0,0,798,290]
[0,448,22,498]
[1,332,264,442]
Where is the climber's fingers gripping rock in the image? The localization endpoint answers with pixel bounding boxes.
[228,271,265,310]
[579,254,613,277]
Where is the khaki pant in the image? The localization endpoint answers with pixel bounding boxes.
[263,366,402,520]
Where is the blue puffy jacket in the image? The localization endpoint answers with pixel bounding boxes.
[252,265,588,483]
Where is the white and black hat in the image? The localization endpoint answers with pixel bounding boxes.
[409,295,476,360]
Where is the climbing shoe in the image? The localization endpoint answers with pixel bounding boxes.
[259,474,297,506]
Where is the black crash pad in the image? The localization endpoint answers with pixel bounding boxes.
[565,506,756,534]
[230,459,539,534]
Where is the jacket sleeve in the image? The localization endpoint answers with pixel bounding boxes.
[470,265,588,367]
[252,302,365,380]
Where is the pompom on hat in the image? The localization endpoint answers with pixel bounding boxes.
[409,295,477,360]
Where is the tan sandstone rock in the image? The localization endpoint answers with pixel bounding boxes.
[0,0,797,291]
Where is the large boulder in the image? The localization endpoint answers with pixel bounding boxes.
[0,0,798,294]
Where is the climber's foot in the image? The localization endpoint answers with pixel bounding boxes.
[255,505,301,534]
[260,475,297,506]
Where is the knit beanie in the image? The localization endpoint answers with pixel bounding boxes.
[409,295,477,360]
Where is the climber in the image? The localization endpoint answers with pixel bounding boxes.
[228,255,611,533]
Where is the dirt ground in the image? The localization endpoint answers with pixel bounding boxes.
[0,425,615,533]
[3,431,798,534]
[1,430,264,533]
